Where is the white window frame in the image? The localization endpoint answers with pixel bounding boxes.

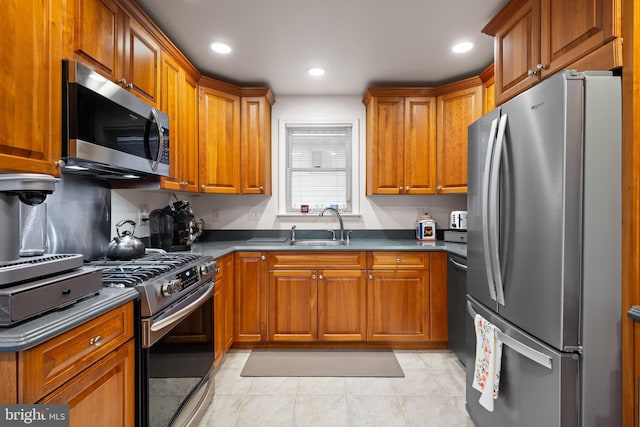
[278,119,360,216]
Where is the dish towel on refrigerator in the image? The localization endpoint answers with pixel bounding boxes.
[472,313,504,412]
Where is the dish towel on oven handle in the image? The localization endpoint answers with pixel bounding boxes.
[472,313,504,412]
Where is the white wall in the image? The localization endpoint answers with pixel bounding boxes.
[112,95,466,237]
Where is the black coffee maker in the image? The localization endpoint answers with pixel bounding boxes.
[149,198,202,252]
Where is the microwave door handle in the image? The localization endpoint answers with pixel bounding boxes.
[466,301,553,370]
[482,118,499,302]
[149,107,165,173]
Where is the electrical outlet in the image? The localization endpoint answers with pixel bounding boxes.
[416,208,429,216]
[248,210,260,222]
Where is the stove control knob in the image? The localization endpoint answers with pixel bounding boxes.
[161,279,183,296]
[200,261,219,276]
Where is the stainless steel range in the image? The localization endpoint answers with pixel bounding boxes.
[88,252,218,427]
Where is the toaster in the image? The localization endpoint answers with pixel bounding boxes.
[449,211,468,230]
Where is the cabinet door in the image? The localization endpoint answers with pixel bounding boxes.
[123,18,160,106]
[159,53,182,190]
[404,97,437,194]
[0,0,63,175]
[366,96,405,195]
[179,72,200,192]
[436,85,482,193]
[318,269,367,341]
[492,0,541,104]
[367,270,430,341]
[71,0,124,81]
[199,87,241,193]
[214,281,224,367]
[219,254,235,350]
[540,0,620,78]
[241,96,272,194]
[268,270,318,341]
[429,252,448,342]
[234,252,266,342]
[39,340,135,427]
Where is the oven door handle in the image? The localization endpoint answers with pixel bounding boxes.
[150,283,213,332]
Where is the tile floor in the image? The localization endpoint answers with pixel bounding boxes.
[198,349,474,427]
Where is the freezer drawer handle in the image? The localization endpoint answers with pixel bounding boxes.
[466,301,553,370]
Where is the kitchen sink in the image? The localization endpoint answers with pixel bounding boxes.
[289,239,348,246]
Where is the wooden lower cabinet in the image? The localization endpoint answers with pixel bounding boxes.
[234,252,267,342]
[39,340,135,427]
[366,252,447,343]
[268,270,317,341]
[317,269,367,341]
[214,253,234,366]
[2,302,136,426]
[266,252,367,343]
[367,269,430,341]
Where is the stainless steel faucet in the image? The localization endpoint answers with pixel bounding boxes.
[290,225,296,241]
[320,207,344,241]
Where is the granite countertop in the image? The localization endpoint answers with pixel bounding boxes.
[192,237,467,259]
[0,235,466,352]
[0,287,138,352]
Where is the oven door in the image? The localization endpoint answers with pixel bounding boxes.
[140,282,215,427]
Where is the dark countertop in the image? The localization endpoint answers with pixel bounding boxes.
[0,287,138,352]
[192,238,467,259]
[0,236,466,352]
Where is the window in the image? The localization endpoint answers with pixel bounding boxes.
[280,121,358,215]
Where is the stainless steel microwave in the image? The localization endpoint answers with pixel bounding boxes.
[61,60,170,179]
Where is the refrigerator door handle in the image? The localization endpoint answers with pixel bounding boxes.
[482,117,499,302]
[466,301,553,370]
[490,114,509,306]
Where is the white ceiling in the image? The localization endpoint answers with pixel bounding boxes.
[135,0,508,96]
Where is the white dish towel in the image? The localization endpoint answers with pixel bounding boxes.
[472,313,504,412]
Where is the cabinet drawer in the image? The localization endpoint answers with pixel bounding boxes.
[268,252,366,269]
[19,302,134,403]
[367,252,429,269]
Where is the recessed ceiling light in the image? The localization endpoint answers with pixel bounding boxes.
[307,67,326,77]
[209,42,232,54]
[452,42,474,53]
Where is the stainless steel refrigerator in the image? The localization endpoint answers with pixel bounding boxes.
[465,70,621,427]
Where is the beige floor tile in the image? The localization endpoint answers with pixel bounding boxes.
[215,367,253,395]
[248,376,299,395]
[347,394,408,427]
[345,377,395,395]
[198,394,243,427]
[399,395,468,427]
[292,394,349,427]
[235,395,295,427]
[297,377,346,395]
[390,369,442,396]
[431,368,466,397]
[393,351,429,370]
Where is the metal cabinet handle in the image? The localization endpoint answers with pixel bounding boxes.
[536,63,546,70]
[528,69,536,76]
[369,274,373,280]
[55,159,66,168]
[90,336,103,347]
[312,274,317,280]
[398,187,403,193]
[318,274,323,280]
[118,78,128,85]
[259,186,264,192]
[396,258,401,264]
[261,255,266,261]
[437,185,442,191]
[405,186,410,192]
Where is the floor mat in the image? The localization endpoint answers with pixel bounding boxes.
[240,349,404,377]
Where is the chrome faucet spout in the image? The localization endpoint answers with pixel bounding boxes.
[320,207,344,241]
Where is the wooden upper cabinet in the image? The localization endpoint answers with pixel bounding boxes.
[159,54,199,192]
[540,0,620,78]
[0,0,64,175]
[480,64,496,115]
[240,91,275,195]
[404,97,437,194]
[484,0,622,105]
[364,91,437,195]
[71,0,124,81]
[199,84,241,193]
[122,18,160,106]
[70,0,160,106]
[484,0,541,105]
[436,80,482,193]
